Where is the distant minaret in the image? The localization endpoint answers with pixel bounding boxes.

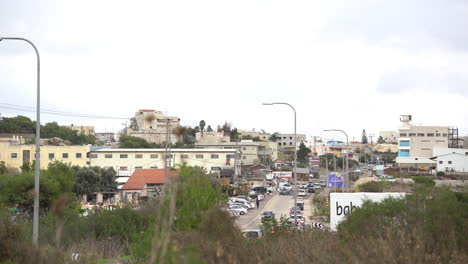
[362,129,368,144]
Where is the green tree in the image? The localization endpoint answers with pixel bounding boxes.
[269,132,279,142]
[119,134,150,148]
[297,142,311,166]
[199,120,206,136]
[0,115,36,134]
[206,125,213,132]
[377,136,385,144]
[73,166,117,195]
[230,128,239,141]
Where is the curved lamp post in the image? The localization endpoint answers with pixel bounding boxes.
[0,37,41,245]
[263,102,298,228]
[323,129,348,188]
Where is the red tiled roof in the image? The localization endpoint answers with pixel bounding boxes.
[122,169,176,190]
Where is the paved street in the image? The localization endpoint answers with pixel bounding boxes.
[235,188,315,230]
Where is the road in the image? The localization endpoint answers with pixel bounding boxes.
[235,188,315,230]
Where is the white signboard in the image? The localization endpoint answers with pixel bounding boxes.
[272,171,292,178]
[330,192,405,231]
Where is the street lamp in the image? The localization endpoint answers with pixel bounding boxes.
[263,102,298,228]
[323,129,348,188]
[0,37,41,245]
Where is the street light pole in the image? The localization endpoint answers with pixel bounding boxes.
[323,129,348,188]
[263,102,298,228]
[0,37,41,245]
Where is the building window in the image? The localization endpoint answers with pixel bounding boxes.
[227,154,235,159]
[409,133,416,136]
[283,137,286,139]
[398,150,410,157]
[448,161,452,164]
[11,153,18,159]
[399,140,410,147]
[439,161,443,164]
[243,156,246,159]
[417,133,425,137]
[135,166,143,170]
[181,154,189,159]
[135,154,143,159]
[211,167,221,171]
[105,154,113,158]
[150,154,158,159]
[278,142,281,146]
[243,147,246,151]
[290,137,293,139]
[119,166,128,171]
[63,153,69,158]
[442,133,448,137]
[399,133,407,137]
[427,133,434,137]
[283,142,286,145]
[150,166,158,169]
[436,133,441,137]
[90,154,98,158]
[76,153,82,158]
[165,154,173,159]
[421,148,431,150]
[211,154,219,159]
[196,154,204,159]
[421,140,430,142]
[49,153,55,159]
[290,142,293,145]
[120,154,128,158]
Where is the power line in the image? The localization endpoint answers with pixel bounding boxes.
[0,103,130,120]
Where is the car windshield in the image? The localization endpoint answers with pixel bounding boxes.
[263,211,273,216]
[243,231,259,238]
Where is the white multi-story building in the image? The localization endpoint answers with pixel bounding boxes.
[126,109,180,144]
[89,148,239,177]
[396,115,449,169]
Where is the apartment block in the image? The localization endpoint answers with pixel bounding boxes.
[126,109,180,144]
[68,125,95,136]
[89,148,239,177]
[276,134,306,150]
[396,115,448,169]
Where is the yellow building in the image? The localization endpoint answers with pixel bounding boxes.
[68,125,95,136]
[0,141,90,169]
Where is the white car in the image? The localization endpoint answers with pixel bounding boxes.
[229,198,255,209]
[282,184,292,191]
[298,190,307,196]
[288,215,306,225]
[229,205,247,215]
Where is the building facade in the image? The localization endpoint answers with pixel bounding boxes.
[237,129,270,141]
[196,140,278,166]
[396,115,448,169]
[431,147,468,173]
[379,131,398,144]
[126,109,180,144]
[68,125,95,136]
[196,131,230,144]
[276,134,307,150]
[89,148,239,177]
[0,141,90,169]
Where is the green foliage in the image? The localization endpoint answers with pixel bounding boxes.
[0,115,36,134]
[338,188,468,260]
[377,136,385,144]
[72,166,117,195]
[206,125,213,132]
[119,134,151,148]
[297,142,311,166]
[413,176,436,186]
[358,181,385,192]
[436,171,446,176]
[0,161,75,210]
[175,165,224,230]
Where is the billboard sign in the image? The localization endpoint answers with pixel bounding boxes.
[330,192,405,231]
[327,173,345,188]
[309,158,320,167]
[272,171,292,178]
[375,165,384,176]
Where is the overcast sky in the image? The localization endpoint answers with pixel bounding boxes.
[1,0,467,142]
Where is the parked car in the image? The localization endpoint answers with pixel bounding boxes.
[252,186,267,194]
[307,187,315,193]
[298,189,307,197]
[280,188,291,195]
[228,202,250,211]
[229,205,247,215]
[290,207,302,215]
[266,185,274,193]
[229,198,254,209]
[296,200,305,210]
[226,209,240,216]
[242,229,263,239]
[288,215,306,225]
[261,211,275,222]
[314,185,321,190]
[282,184,292,191]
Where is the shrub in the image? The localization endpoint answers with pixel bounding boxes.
[437,171,446,176]
[358,181,384,192]
[413,176,436,186]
